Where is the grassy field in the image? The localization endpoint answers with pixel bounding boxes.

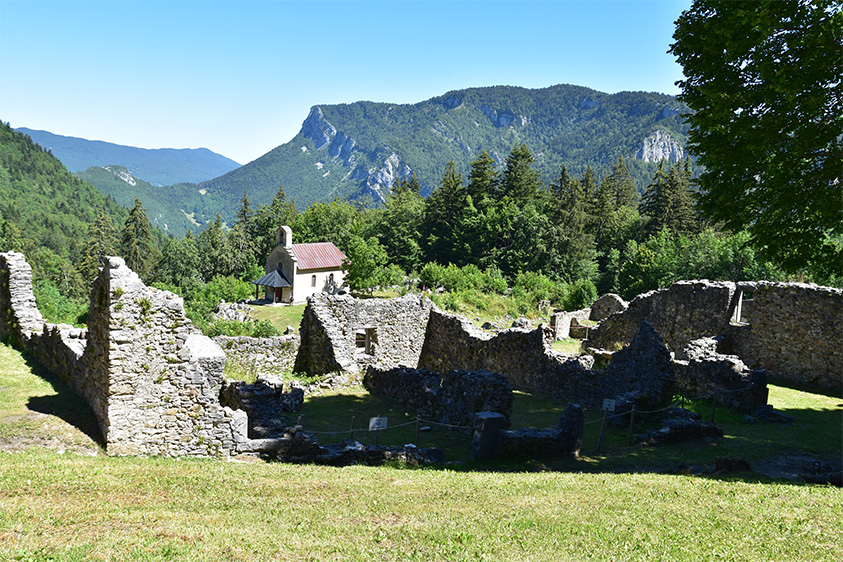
[1,342,842,561]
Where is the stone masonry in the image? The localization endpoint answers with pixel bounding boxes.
[295,293,434,375]
[587,279,842,391]
[0,252,286,457]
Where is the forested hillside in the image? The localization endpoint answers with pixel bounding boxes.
[15,127,241,185]
[197,84,694,224]
[0,122,167,323]
[74,84,696,235]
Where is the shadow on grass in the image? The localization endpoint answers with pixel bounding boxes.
[22,354,104,448]
[295,383,842,485]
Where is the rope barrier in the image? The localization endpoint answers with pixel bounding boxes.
[294,383,756,440]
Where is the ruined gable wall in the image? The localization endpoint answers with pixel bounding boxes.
[0,252,243,457]
[587,280,736,352]
[84,257,238,457]
[729,282,842,390]
[294,293,434,375]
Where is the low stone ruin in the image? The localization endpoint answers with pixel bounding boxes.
[363,365,514,428]
[636,408,724,445]
[212,301,254,322]
[221,373,304,438]
[674,336,768,413]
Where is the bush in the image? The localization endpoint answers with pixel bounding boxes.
[418,262,446,290]
[202,319,281,338]
[33,280,88,327]
[481,266,508,294]
[563,278,598,311]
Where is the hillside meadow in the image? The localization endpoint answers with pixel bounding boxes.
[1,343,841,561]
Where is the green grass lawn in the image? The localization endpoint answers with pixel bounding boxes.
[247,302,306,332]
[1,342,842,561]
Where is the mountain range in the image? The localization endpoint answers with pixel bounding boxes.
[21,84,694,235]
[14,128,241,186]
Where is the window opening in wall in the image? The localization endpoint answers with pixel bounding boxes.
[730,289,753,326]
[355,326,377,356]
[311,275,317,287]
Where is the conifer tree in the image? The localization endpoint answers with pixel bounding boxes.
[120,199,156,279]
[640,160,699,238]
[229,190,256,278]
[251,185,298,259]
[79,206,118,282]
[500,143,543,204]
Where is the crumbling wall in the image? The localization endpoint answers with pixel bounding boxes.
[417,309,674,410]
[586,279,842,391]
[587,280,736,352]
[728,282,842,390]
[295,293,434,375]
[363,365,514,428]
[0,251,286,458]
[214,335,299,376]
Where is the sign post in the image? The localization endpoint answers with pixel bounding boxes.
[369,416,388,446]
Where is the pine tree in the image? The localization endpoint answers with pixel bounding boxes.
[640,160,699,237]
[500,143,543,204]
[79,206,118,282]
[466,150,500,211]
[120,199,156,279]
[229,190,256,278]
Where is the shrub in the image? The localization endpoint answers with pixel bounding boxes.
[564,278,598,311]
[418,262,445,290]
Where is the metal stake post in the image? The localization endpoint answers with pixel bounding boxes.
[597,408,610,453]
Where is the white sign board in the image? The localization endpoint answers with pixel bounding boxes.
[369,417,388,431]
[602,399,616,412]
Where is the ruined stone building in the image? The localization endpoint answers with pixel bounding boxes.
[2,247,840,459]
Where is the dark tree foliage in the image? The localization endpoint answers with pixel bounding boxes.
[251,185,298,259]
[640,160,699,238]
[80,206,118,282]
[671,0,843,274]
[375,174,425,272]
[229,190,256,278]
[120,199,156,280]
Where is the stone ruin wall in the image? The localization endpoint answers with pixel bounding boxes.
[587,281,736,353]
[294,293,434,376]
[416,309,677,410]
[728,282,842,390]
[0,251,285,458]
[587,279,842,391]
[214,335,299,376]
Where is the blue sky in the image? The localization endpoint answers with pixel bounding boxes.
[0,0,692,165]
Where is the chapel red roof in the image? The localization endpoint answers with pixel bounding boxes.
[291,242,346,270]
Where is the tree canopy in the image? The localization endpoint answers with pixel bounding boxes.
[670,0,842,274]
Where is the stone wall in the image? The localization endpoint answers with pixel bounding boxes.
[214,335,299,376]
[549,308,590,341]
[417,309,674,410]
[728,282,842,390]
[294,293,434,375]
[0,251,287,457]
[363,365,514,428]
[587,280,736,353]
[586,279,842,391]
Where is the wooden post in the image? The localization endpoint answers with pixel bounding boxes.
[597,408,610,453]
[415,416,421,447]
[627,406,636,446]
[350,415,355,441]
